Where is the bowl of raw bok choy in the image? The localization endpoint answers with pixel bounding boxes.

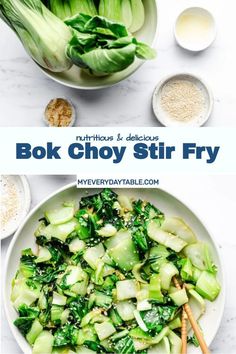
[0,0,158,89]
[4,186,224,354]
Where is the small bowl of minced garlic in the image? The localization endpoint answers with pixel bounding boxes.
[44,97,76,127]
[152,73,214,127]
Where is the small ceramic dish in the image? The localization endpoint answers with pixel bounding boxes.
[43,97,76,127]
[174,7,216,52]
[0,175,31,240]
[152,73,214,127]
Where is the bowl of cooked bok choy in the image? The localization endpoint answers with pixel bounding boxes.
[4,186,224,354]
[0,0,158,89]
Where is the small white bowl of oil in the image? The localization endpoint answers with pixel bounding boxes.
[174,7,216,52]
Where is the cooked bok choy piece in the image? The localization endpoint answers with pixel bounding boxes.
[161,217,197,244]
[196,270,221,301]
[184,242,217,273]
[0,0,72,72]
[65,14,156,76]
[147,219,187,252]
[32,331,54,354]
[11,188,221,354]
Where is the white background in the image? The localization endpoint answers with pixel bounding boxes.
[0,0,236,127]
[1,128,236,175]
[1,175,236,353]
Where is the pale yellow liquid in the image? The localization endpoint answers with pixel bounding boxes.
[176,10,214,48]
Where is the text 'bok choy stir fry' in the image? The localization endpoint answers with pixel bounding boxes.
[0,0,156,75]
[11,189,221,354]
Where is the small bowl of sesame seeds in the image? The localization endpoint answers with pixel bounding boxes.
[152,73,214,127]
[0,175,31,239]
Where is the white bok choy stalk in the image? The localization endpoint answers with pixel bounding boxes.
[0,0,72,72]
[99,0,145,33]
[49,0,97,20]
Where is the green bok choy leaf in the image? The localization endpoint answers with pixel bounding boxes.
[65,14,156,75]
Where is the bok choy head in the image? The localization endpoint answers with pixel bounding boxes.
[65,14,156,76]
[0,0,72,72]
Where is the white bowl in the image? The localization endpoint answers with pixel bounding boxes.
[152,73,214,127]
[40,1,158,90]
[174,7,216,52]
[4,184,225,353]
[0,175,31,240]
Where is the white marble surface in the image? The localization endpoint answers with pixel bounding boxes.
[1,175,236,353]
[0,0,236,127]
